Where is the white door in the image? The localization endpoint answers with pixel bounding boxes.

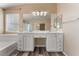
[24,33,34,51]
[46,33,56,52]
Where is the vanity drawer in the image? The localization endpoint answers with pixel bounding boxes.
[57,47,63,51]
[18,40,23,46]
[17,34,24,51]
[34,33,47,38]
[57,39,63,43]
[57,40,63,50]
[57,42,63,47]
[57,40,63,51]
[57,33,63,39]
[17,40,24,51]
[56,33,63,51]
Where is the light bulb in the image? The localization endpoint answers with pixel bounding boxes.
[32,12,36,16]
[40,11,43,16]
[36,11,39,16]
[44,11,47,16]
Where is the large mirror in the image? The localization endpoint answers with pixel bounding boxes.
[23,13,51,32]
[23,13,62,32]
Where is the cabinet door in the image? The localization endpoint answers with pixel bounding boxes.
[46,33,56,52]
[57,33,63,51]
[24,33,34,51]
[17,34,24,51]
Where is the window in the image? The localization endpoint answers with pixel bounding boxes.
[5,13,19,32]
[0,13,3,33]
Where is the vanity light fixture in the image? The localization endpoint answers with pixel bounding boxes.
[32,11,48,16]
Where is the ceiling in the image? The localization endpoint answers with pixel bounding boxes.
[0,3,24,8]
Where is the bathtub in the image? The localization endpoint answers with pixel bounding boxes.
[0,34,18,56]
[0,41,17,56]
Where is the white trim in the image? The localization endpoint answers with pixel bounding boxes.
[63,51,68,56]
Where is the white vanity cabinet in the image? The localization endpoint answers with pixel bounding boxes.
[46,33,63,52]
[17,34,24,51]
[46,33,57,52]
[17,32,63,52]
[17,33,34,51]
[56,33,63,51]
[23,33,34,51]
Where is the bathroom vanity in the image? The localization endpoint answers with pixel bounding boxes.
[17,31,63,52]
[17,13,63,52]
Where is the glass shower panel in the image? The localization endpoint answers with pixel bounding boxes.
[53,15,62,29]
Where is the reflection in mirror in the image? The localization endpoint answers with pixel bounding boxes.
[23,13,51,32]
[53,15,62,29]
[23,20,32,32]
[40,23,45,30]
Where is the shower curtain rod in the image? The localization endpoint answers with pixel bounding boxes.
[63,18,79,24]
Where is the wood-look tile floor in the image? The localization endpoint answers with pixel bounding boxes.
[12,47,65,56]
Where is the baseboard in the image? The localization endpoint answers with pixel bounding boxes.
[63,51,68,56]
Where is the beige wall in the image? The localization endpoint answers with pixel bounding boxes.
[4,4,57,13]
[57,3,79,56]
[0,9,4,33]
